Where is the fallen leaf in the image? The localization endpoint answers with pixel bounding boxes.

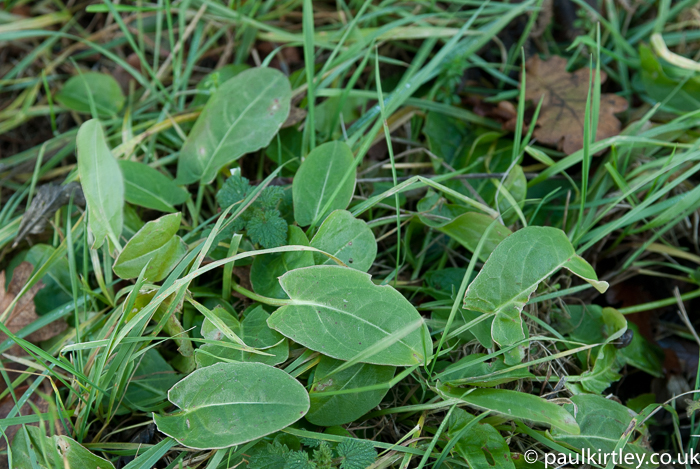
[0,262,67,355]
[525,55,628,155]
[14,182,85,248]
[281,106,307,128]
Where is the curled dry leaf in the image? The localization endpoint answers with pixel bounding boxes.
[525,55,628,155]
[14,182,85,247]
[0,262,67,355]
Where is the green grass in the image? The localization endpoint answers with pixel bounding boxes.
[2,0,700,467]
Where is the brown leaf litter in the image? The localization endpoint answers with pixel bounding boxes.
[525,55,628,155]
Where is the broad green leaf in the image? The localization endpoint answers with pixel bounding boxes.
[447,408,514,469]
[310,210,376,272]
[551,394,654,469]
[195,305,288,367]
[250,225,314,299]
[463,227,608,356]
[76,119,124,251]
[439,212,511,262]
[292,141,355,226]
[55,72,125,117]
[268,266,431,366]
[192,64,250,107]
[306,355,395,426]
[11,425,115,469]
[437,385,579,434]
[417,191,468,228]
[639,44,700,112]
[437,354,534,386]
[153,362,309,449]
[423,112,469,171]
[124,349,181,411]
[118,160,188,212]
[113,213,187,282]
[176,67,291,184]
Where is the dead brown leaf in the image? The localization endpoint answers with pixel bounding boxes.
[525,55,628,155]
[0,262,67,355]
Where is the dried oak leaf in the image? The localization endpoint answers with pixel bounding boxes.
[0,262,67,355]
[525,55,628,155]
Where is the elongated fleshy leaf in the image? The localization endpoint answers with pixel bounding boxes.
[113,212,187,281]
[306,355,395,426]
[437,385,579,434]
[119,160,188,212]
[292,141,355,226]
[153,362,309,449]
[268,266,431,366]
[310,210,376,272]
[76,119,124,251]
[11,426,115,469]
[448,408,514,469]
[463,226,608,354]
[176,67,291,183]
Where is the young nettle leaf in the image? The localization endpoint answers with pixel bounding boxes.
[176,67,291,184]
[113,212,187,282]
[306,355,395,426]
[293,141,355,226]
[336,439,377,469]
[309,210,377,272]
[56,72,125,117]
[216,174,288,248]
[76,119,125,252]
[463,226,608,362]
[267,266,431,366]
[153,362,310,449]
[251,225,314,299]
[118,160,189,212]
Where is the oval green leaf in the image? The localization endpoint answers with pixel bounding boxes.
[310,210,377,272]
[292,141,355,226]
[153,362,310,449]
[463,226,608,351]
[306,355,395,426]
[268,266,431,366]
[76,119,124,251]
[439,212,511,262]
[176,67,291,184]
[113,212,187,281]
[56,72,125,117]
[437,385,579,434]
[119,160,188,212]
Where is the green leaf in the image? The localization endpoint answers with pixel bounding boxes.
[439,212,512,262]
[176,67,291,184]
[417,191,468,228]
[639,44,700,112]
[493,165,526,225]
[268,266,431,366]
[336,439,377,469]
[447,408,514,469]
[437,354,534,386]
[306,355,395,426]
[153,362,309,449]
[437,385,579,434]
[192,64,250,107]
[551,394,654,469]
[76,119,124,251]
[293,141,355,226]
[195,305,289,367]
[309,210,377,272]
[124,349,181,411]
[113,213,187,281]
[251,225,314,299]
[11,426,115,469]
[247,209,288,248]
[463,226,608,358]
[55,72,125,117]
[118,160,188,212]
